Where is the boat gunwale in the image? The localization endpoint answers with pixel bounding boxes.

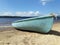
[13,15,54,23]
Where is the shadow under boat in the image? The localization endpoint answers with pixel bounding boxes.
[15,28,60,36]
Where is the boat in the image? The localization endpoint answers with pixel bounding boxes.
[12,15,55,33]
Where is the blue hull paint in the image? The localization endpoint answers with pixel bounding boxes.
[12,15,54,33]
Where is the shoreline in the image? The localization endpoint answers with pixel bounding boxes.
[0,21,60,31]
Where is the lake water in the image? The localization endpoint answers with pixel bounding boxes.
[0,17,60,26]
[0,17,29,26]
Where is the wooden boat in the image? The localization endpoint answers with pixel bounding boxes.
[12,15,55,33]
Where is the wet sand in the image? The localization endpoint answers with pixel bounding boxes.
[0,22,60,45]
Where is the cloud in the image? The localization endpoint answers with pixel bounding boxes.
[0,12,13,16]
[16,11,40,17]
[40,0,52,6]
[56,12,60,16]
[0,11,41,16]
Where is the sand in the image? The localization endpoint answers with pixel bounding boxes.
[0,22,60,45]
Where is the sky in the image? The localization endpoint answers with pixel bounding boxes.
[0,0,60,16]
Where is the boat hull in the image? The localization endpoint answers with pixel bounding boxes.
[12,16,54,33]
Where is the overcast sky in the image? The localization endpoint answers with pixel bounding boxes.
[0,0,60,16]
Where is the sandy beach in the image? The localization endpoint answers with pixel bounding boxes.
[0,22,60,45]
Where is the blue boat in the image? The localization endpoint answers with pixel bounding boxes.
[12,15,55,33]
